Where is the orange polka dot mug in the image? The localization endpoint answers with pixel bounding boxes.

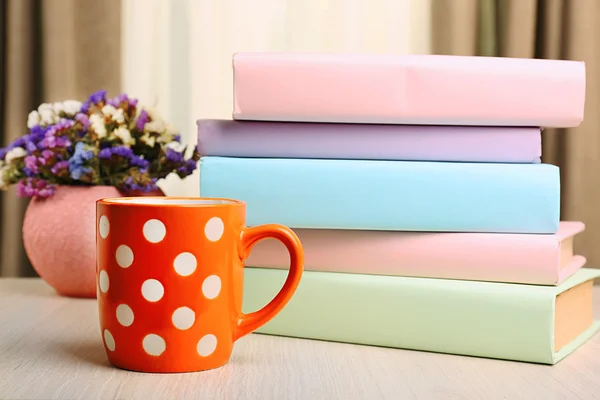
[95,197,304,373]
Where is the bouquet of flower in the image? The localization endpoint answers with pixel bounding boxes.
[0,90,199,198]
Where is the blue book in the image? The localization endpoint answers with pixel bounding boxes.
[199,157,560,233]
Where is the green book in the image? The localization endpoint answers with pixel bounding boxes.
[242,268,600,364]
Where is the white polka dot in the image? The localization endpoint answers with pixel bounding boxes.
[197,334,218,357]
[104,329,115,351]
[202,275,221,299]
[204,217,224,242]
[143,334,166,356]
[116,304,134,327]
[99,215,110,239]
[141,279,164,302]
[99,270,109,293]
[173,252,197,276]
[172,307,195,330]
[115,245,134,268]
[143,219,166,243]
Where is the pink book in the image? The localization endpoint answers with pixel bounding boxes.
[233,53,586,128]
[245,221,587,285]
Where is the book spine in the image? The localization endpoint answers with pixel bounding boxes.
[242,268,555,364]
[197,120,542,163]
[199,157,560,234]
[232,53,585,128]
[245,228,562,285]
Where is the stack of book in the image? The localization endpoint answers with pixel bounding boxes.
[198,52,599,364]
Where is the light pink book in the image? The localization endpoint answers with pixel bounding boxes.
[233,52,586,128]
[245,221,587,285]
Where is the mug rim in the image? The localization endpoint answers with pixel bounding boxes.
[97,196,245,207]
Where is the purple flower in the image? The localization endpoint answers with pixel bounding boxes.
[24,156,38,173]
[8,137,26,150]
[98,146,136,162]
[88,90,107,104]
[38,119,74,149]
[55,119,75,130]
[136,110,149,131]
[22,167,36,177]
[80,101,91,113]
[130,154,149,169]
[107,93,129,107]
[112,146,133,158]
[75,113,91,129]
[122,180,159,193]
[98,148,113,159]
[51,160,70,175]
[40,135,71,149]
[25,141,37,152]
[166,148,184,164]
[177,159,197,175]
[29,125,48,142]
[40,150,54,162]
[173,134,181,142]
[16,178,56,198]
[0,148,7,160]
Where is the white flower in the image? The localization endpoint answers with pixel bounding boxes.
[165,124,179,136]
[52,102,64,114]
[39,107,58,125]
[140,132,156,147]
[102,105,117,116]
[37,103,53,111]
[166,141,185,152]
[112,108,125,124]
[114,126,135,145]
[89,114,107,138]
[27,111,41,128]
[5,147,27,163]
[146,106,164,123]
[144,120,165,133]
[62,100,82,115]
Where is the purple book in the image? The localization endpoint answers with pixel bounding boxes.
[196,119,541,163]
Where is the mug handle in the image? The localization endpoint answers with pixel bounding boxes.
[233,224,304,341]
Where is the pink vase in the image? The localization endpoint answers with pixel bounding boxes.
[22,185,164,298]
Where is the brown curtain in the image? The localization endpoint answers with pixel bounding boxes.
[0,0,121,277]
[432,0,600,269]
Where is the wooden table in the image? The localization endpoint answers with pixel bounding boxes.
[1,278,599,400]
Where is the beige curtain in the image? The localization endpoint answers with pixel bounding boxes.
[432,0,600,269]
[0,0,121,277]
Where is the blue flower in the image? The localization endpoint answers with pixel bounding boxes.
[69,163,92,180]
[68,142,94,180]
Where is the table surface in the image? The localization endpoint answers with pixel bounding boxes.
[1,278,600,400]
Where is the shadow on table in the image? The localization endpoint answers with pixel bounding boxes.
[49,337,113,370]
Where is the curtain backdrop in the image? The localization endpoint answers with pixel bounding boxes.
[122,0,432,197]
[0,0,121,277]
[432,0,600,268]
